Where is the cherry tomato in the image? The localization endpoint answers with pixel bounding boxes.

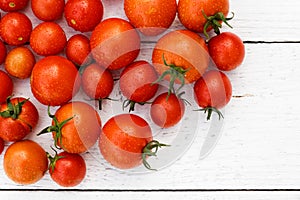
[90,18,141,70]
[64,0,104,32]
[3,140,48,185]
[0,12,32,46]
[0,137,4,155]
[0,0,29,12]
[0,39,7,64]
[120,60,159,112]
[208,32,245,71]
[31,0,65,21]
[48,151,86,187]
[30,56,81,106]
[150,92,185,128]
[0,70,13,104]
[30,22,67,56]
[4,46,36,79]
[124,0,177,36]
[193,70,232,120]
[39,101,102,154]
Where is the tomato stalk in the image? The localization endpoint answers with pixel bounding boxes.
[142,140,170,170]
[0,96,28,120]
[122,99,152,112]
[37,106,74,150]
[196,106,224,121]
[46,146,64,173]
[202,11,234,41]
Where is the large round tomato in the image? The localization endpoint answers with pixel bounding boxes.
[0,97,39,142]
[0,70,13,104]
[178,0,229,33]
[90,18,140,70]
[31,0,65,21]
[39,101,101,154]
[30,56,81,106]
[3,140,48,185]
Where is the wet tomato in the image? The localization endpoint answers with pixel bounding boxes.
[0,39,7,64]
[0,0,29,12]
[31,0,65,21]
[0,70,13,104]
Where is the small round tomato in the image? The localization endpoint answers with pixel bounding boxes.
[208,32,245,71]
[0,0,29,12]
[150,92,185,128]
[120,60,159,112]
[0,12,32,46]
[64,0,104,32]
[0,137,4,155]
[0,97,39,142]
[124,0,177,36]
[0,70,13,104]
[90,18,140,70]
[38,101,101,154]
[66,34,92,67]
[5,46,36,79]
[81,63,114,110]
[31,0,65,21]
[30,22,67,56]
[193,70,232,120]
[30,56,81,106]
[4,140,48,185]
[48,151,86,187]
[178,0,229,33]
[0,39,7,64]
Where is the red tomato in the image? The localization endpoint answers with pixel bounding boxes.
[90,18,140,70]
[0,12,32,46]
[0,137,4,155]
[0,97,39,142]
[0,39,7,64]
[208,32,245,71]
[0,70,13,104]
[193,70,232,120]
[124,0,177,36]
[64,0,104,32]
[48,151,86,187]
[66,34,92,67]
[178,0,230,33]
[0,0,29,12]
[4,46,36,79]
[30,22,67,56]
[38,101,101,154]
[81,63,114,110]
[30,56,81,106]
[31,0,65,21]
[150,92,185,128]
[119,60,159,111]
[3,140,48,185]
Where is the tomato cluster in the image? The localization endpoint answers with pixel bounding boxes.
[0,0,245,187]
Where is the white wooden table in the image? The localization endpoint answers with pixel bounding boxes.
[1,0,300,199]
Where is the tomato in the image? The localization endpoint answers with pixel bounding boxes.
[0,70,13,104]
[0,39,7,64]
[0,137,4,155]
[81,63,114,110]
[178,0,230,33]
[152,29,209,93]
[124,0,177,36]
[0,97,39,141]
[66,34,92,67]
[119,60,159,112]
[31,0,65,21]
[0,0,29,12]
[48,151,86,187]
[90,18,141,70]
[99,113,167,170]
[0,12,32,46]
[30,22,67,56]
[38,101,101,154]
[4,46,36,79]
[193,70,232,120]
[3,140,48,185]
[30,56,81,106]
[208,32,245,71]
[150,92,185,128]
[64,0,104,32]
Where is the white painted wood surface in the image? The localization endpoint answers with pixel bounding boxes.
[1,0,300,199]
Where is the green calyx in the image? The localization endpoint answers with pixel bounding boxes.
[202,11,234,40]
[37,106,74,150]
[196,106,224,121]
[47,147,64,173]
[0,96,28,120]
[122,99,151,112]
[142,140,170,171]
